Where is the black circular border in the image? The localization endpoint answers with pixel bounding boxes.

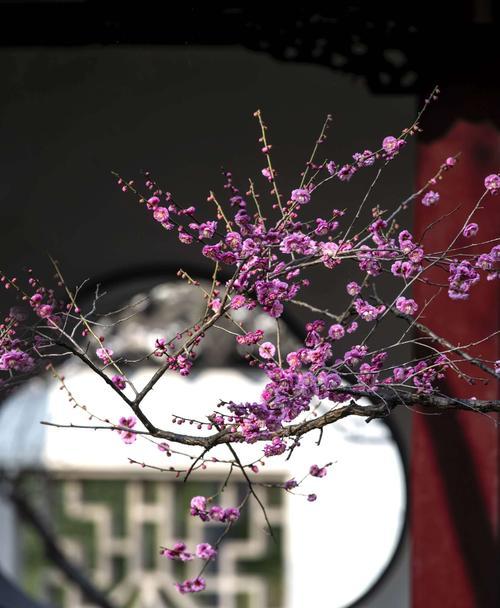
[75,262,410,608]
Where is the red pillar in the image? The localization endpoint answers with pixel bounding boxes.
[412,115,499,607]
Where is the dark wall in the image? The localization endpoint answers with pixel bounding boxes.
[0,46,415,281]
[0,45,417,366]
[0,45,415,607]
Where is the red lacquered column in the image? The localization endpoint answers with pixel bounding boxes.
[412,118,499,608]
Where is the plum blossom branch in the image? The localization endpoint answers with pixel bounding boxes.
[2,89,499,597]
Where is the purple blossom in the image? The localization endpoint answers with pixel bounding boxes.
[286,351,301,369]
[202,243,223,262]
[153,207,169,223]
[10,108,496,606]
[30,293,43,306]
[490,245,500,262]
[112,375,126,390]
[264,436,286,457]
[319,242,342,269]
[225,231,242,250]
[318,371,341,394]
[259,342,276,360]
[197,221,217,239]
[484,173,500,194]
[291,188,311,205]
[347,321,358,334]
[422,191,440,206]
[230,295,246,309]
[344,345,368,367]
[327,160,337,175]
[262,167,273,181]
[314,218,331,236]
[395,297,418,315]
[36,304,54,319]
[158,442,171,454]
[241,238,259,258]
[176,354,193,377]
[223,507,240,522]
[280,232,317,255]
[189,496,209,521]
[382,136,405,158]
[398,230,415,254]
[96,347,113,365]
[392,367,407,383]
[411,356,449,394]
[328,324,345,340]
[337,164,357,181]
[391,260,418,279]
[196,543,217,560]
[353,149,375,167]
[117,416,137,444]
[304,320,325,347]
[346,282,361,296]
[234,209,252,233]
[236,330,264,346]
[358,250,382,276]
[205,503,240,523]
[147,196,160,208]
[369,219,387,234]
[354,298,385,322]
[408,247,424,263]
[0,349,34,372]
[254,279,295,318]
[448,260,480,300]
[175,577,206,594]
[208,505,225,521]
[310,464,328,478]
[210,298,221,312]
[476,254,493,271]
[160,542,194,562]
[463,223,478,239]
[178,230,194,245]
[302,344,332,372]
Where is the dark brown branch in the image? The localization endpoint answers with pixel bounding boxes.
[132,307,224,409]
[381,300,499,379]
[224,441,277,544]
[289,298,341,321]
[41,387,500,449]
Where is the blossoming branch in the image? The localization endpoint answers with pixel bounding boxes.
[1,87,499,594]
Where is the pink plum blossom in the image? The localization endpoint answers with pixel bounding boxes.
[96,347,113,365]
[422,191,440,206]
[259,342,276,360]
[117,416,137,444]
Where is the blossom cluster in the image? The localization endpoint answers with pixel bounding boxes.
[111,127,500,555]
[160,541,217,562]
[189,495,240,523]
[0,276,60,382]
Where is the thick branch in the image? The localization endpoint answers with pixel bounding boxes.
[41,388,500,449]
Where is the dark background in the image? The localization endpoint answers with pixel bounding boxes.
[0,4,498,608]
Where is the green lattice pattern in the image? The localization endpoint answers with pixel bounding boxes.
[20,476,284,608]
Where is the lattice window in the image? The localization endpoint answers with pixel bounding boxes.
[22,475,285,608]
